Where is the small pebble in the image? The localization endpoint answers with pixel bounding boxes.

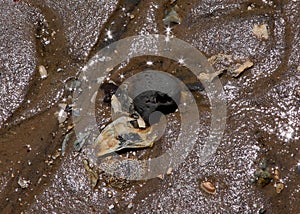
[107,190,113,198]
[38,65,48,79]
[157,174,164,180]
[275,182,284,194]
[17,177,30,189]
[297,162,300,173]
[273,169,279,180]
[166,167,172,175]
[56,68,63,72]
[128,202,133,209]
[57,109,68,124]
[253,24,269,40]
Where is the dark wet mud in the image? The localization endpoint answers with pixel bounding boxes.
[0,0,299,213]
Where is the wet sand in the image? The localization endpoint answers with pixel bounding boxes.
[0,0,299,213]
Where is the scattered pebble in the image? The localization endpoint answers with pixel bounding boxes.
[25,144,31,152]
[247,3,255,10]
[17,177,30,189]
[56,103,68,124]
[254,158,272,187]
[128,202,133,209]
[253,24,269,40]
[200,181,216,195]
[38,65,48,79]
[157,174,164,180]
[166,167,172,175]
[297,65,300,72]
[297,162,300,173]
[56,68,63,73]
[114,198,119,204]
[107,190,113,198]
[57,109,68,124]
[108,204,114,212]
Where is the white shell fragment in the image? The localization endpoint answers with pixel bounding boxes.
[38,65,48,79]
[253,24,269,40]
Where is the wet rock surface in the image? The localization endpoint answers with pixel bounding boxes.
[0,0,299,213]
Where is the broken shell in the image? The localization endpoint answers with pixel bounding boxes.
[200,181,216,195]
[197,70,223,82]
[275,182,284,194]
[94,116,156,157]
[253,24,269,40]
[38,65,48,79]
[230,60,253,77]
[163,7,181,26]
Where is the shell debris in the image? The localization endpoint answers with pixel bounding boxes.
[229,60,254,77]
[200,181,216,195]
